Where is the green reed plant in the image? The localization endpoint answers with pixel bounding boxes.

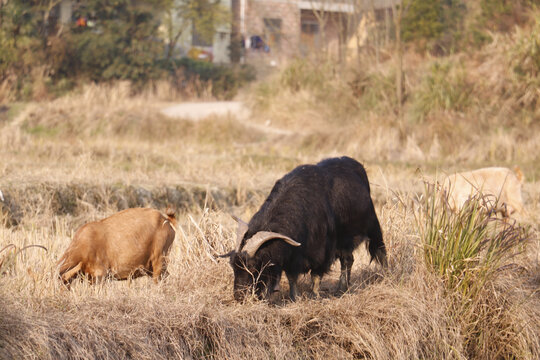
[417,182,527,301]
[416,182,532,357]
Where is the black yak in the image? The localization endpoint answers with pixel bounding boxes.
[223,157,386,301]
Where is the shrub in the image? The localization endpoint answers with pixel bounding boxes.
[0,1,41,80]
[418,183,526,299]
[0,0,256,101]
[413,61,472,120]
[251,81,280,112]
[402,0,466,54]
[479,0,533,31]
[509,13,540,112]
[69,0,167,84]
[0,1,62,100]
[349,69,397,112]
[512,18,540,78]
[173,58,256,100]
[276,60,362,120]
[402,0,444,44]
[251,59,398,122]
[279,59,331,93]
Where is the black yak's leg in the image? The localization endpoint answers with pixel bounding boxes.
[338,252,354,293]
[286,272,299,301]
[311,273,322,298]
[267,272,282,303]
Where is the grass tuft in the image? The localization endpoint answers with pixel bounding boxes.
[416,181,535,358]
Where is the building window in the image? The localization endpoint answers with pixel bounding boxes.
[263,18,282,50]
[301,21,319,37]
[300,19,320,55]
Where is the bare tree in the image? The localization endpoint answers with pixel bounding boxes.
[391,0,411,114]
[350,0,365,64]
[335,5,351,64]
[230,0,241,63]
[343,0,365,66]
[369,0,381,63]
[162,0,230,61]
[347,0,389,67]
[307,0,332,61]
[163,4,190,60]
[36,0,63,38]
[384,6,391,46]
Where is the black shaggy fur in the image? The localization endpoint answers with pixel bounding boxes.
[317,157,387,292]
[230,156,386,301]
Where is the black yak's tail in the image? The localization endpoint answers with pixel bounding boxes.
[367,219,387,267]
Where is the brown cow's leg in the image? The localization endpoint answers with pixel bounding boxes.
[90,266,107,284]
[150,231,172,283]
[151,256,163,284]
[61,261,83,284]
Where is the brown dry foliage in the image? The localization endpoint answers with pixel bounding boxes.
[0,201,538,359]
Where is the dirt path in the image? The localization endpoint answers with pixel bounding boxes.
[160,101,248,121]
[160,101,293,136]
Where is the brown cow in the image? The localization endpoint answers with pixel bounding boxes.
[58,208,177,284]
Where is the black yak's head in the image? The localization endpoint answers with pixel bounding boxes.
[229,250,273,301]
[221,216,300,302]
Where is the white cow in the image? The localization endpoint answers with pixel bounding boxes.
[441,167,525,217]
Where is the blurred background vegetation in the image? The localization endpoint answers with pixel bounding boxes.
[0,0,538,102]
[0,0,254,100]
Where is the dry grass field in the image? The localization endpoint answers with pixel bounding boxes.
[1,22,540,359]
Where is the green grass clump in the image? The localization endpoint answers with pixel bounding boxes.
[279,59,331,93]
[417,182,532,358]
[350,69,397,112]
[419,184,526,298]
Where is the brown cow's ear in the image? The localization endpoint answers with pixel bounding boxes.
[242,231,301,258]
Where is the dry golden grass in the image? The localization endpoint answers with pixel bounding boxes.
[1,20,540,358]
[1,196,538,359]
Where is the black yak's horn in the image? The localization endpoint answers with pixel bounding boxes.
[243,231,300,258]
[218,251,235,258]
[231,214,249,252]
